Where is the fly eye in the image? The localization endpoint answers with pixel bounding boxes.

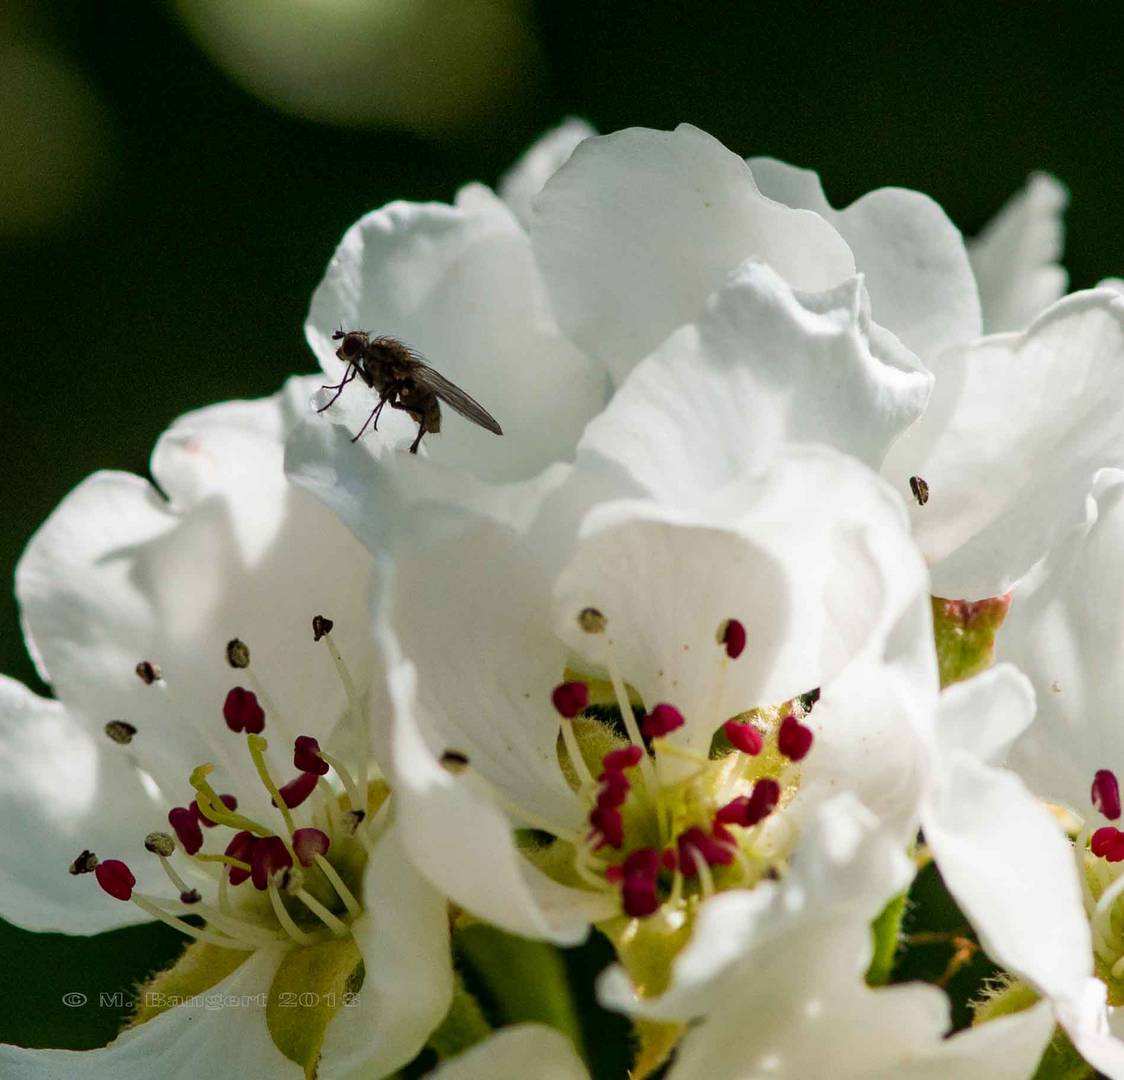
[340,335,363,358]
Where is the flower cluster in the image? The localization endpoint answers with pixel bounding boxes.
[3,120,1124,1079]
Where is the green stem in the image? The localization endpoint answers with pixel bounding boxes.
[454,924,583,1056]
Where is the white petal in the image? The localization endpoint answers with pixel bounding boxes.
[924,752,1091,1005]
[0,677,165,933]
[750,157,981,358]
[669,985,1052,1080]
[1062,981,1124,1079]
[532,124,854,382]
[499,118,597,230]
[800,590,938,841]
[575,262,931,497]
[970,173,1069,333]
[999,469,1124,813]
[935,663,1036,765]
[318,821,453,1078]
[882,289,1124,597]
[305,187,607,482]
[14,383,376,811]
[0,946,301,1079]
[379,508,581,828]
[381,634,606,945]
[428,1024,588,1080]
[558,446,930,757]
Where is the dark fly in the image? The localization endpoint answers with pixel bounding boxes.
[319,331,503,454]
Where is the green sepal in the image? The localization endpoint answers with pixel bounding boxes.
[931,595,1011,687]
[128,941,249,1027]
[631,1017,686,1080]
[265,937,363,1078]
[975,980,1092,1080]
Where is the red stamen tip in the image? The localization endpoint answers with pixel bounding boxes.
[642,703,685,739]
[294,735,330,776]
[721,619,747,659]
[1092,769,1122,821]
[250,835,293,891]
[676,827,734,875]
[292,828,331,867]
[552,681,590,719]
[1091,826,1124,862]
[94,859,136,901]
[275,771,320,809]
[717,779,781,828]
[225,831,258,886]
[620,848,662,917]
[604,865,623,883]
[602,745,644,771]
[168,806,204,855]
[777,713,813,761]
[723,718,763,756]
[589,804,624,849]
[223,687,265,734]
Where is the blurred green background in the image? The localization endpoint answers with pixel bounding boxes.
[1,0,1121,1062]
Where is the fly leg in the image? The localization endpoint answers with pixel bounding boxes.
[317,366,356,412]
[350,395,392,443]
[388,396,428,454]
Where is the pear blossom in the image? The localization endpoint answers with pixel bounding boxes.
[0,379,451,1078]
[434,802,1055,1080]
[344,426,934,991]
[297,120,952,516]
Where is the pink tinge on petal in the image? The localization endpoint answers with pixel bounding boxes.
[721,618,747,659]
[723,718,763,756]
[167,806,204,855]
[602,745,644,771]
[292,828,331,867]
[225,830,258,886]
[95,859,136,901]
[250,835,293,891]
[275,771,320,809]
[777,713,813,761]
[223,687,265,734]
[551,681,590,719]
[293,735,330,776]
[192,794,238,827]
[1092,769,1122,821]
[642,703,685,739]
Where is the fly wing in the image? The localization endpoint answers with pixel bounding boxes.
[412,363,503,435]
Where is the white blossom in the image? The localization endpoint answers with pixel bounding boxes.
[0,379,451,1078]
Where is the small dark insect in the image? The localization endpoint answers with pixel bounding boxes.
[319,330,503,454]
[909,475,930,506]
